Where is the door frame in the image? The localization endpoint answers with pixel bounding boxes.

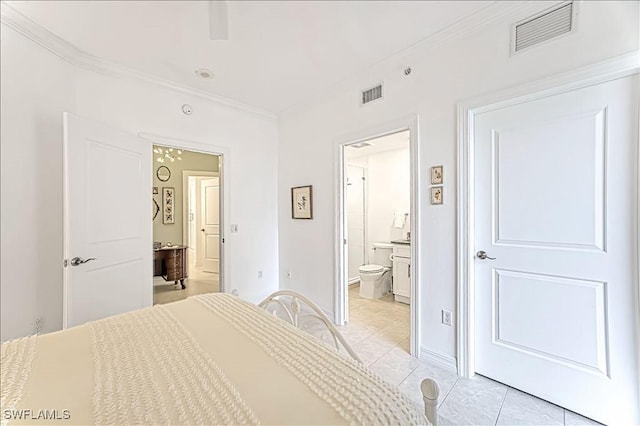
[334,114,420,357]
[456,51,640,377]
[182,171,219,273]
[141,132,229,293]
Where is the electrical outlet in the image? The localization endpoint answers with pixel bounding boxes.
[442,310,452,326]
[287,271,292,279]
[257,270,263,279]
[33,317,43,334]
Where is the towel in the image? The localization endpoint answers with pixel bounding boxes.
[393,212,407,228]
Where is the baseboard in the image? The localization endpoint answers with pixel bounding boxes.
[419,346,458,374]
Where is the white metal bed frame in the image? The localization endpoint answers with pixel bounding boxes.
[259,290,440,425]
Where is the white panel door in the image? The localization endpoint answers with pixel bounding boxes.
[63,113,151,328]
[474,75,639,425]
[200,177,219,274]
[346,165,365,282]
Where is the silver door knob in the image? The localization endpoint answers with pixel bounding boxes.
[70,257,96,266]
[476,250,496,260]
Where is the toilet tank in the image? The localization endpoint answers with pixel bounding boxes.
[372,242,394,267]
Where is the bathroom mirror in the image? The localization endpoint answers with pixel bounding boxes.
[156,166,171,182]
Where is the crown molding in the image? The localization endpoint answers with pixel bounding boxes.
[0,1,276,120]
[279,1,533,118]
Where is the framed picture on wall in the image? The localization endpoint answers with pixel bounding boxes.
[162,187,175,224]
[431,186,443,205]
[431,165,443,184]
[153,199,160,220]
[291,185,313,219]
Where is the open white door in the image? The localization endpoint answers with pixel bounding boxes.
[473,75,639,424]
[200,177,220,274]
[186,176,197,271]
[346,165,365,283]
[63,113,152,328]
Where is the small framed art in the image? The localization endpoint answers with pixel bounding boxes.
[431,187,443,205]
[162,187,175,224]
[153,199,160,220]
[431,165,443,185]
[291,185,313,219]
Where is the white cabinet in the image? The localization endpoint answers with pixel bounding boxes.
[392,245,410,304]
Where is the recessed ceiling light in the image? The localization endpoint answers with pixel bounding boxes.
[195,68,214,79]
[349,142,374,149]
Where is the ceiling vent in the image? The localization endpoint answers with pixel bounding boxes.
[513,1,574,54]
[361,84,383,106]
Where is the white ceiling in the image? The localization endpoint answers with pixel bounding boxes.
[345,130,410,159]
[6,1,493,113]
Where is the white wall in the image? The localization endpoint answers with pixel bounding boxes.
[0,23,280,342]
[152,149,219,246]
[366,148,410,259]
[1,23,74,341]
[277,1,639,359]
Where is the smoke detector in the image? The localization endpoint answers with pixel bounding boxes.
[195,68,214,79]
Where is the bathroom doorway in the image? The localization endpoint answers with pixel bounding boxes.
[336,121,419,357]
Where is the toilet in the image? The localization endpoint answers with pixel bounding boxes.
[358,242,393,299]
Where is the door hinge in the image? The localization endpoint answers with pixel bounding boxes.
[222,238,225,243]
[63,259,68,267]
[344,239,347,245]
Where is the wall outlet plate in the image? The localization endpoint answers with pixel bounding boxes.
[33,317,43,334]
[442,310,452,326]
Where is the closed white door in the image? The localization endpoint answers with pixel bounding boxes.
[200,177,219,273]
[346,165,365,282]
[473,75,639,425]
[63,113,151,328]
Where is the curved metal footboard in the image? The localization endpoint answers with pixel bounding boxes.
[258,290,362,363]
[421,378,440,425]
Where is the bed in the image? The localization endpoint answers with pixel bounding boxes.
[1,292,439,425]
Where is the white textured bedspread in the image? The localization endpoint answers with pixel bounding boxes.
[1,294,426,425]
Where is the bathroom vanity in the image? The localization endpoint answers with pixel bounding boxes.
[390,242,410,304]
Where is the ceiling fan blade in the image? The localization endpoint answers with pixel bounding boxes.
[209,0,229,40]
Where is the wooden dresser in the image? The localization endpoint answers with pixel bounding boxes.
[153,245,188,289]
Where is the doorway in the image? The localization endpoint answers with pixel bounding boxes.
[335,117,420,357]
[184,173,220,279]
[152,145,222,305]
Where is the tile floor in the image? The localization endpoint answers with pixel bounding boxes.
[153,267,219,305]
[338,285,600,426]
